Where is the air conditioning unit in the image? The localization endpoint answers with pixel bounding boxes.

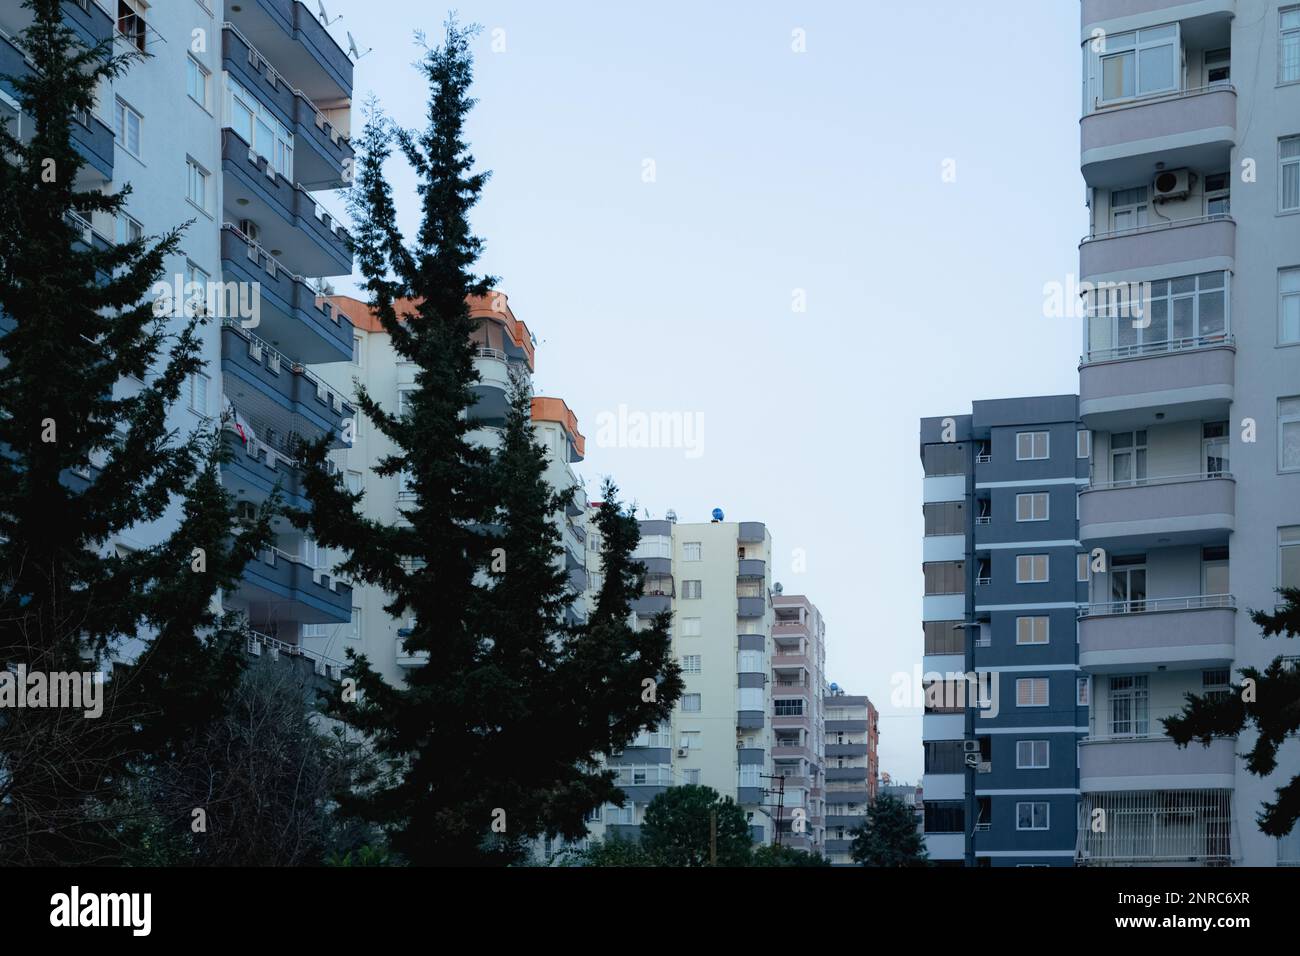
[1152,168,1191,202]
[239,219,261,243]
[676,747,689,758]
[962,740,981,754]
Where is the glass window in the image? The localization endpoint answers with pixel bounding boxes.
[1016,740,1049,769]
[1282,268,1300,345]
[1077,430,1091,459]
[115,213,142,246]
[679,617,701,637]
[1281,398,1300,472]
[1016,678,1049,707]
[1283,137,1300,212]
[1016,492,1049,522]
[1110,186,1148,232]
[225,77,294,179]
[1203,421,1229,476]
[1016,801,1050,830]
[186,56,209,108]
[1097,24,1178,104]
[1016,431,1049,460]
[1016,616,1049,645]
[1077,552,1089,583]
[1282,7,1300,84]
[188,372,208,415]
[114,98,141,156]
[682,541,701,561]
[1281,526,1300,590]
[186,158,210,212]
[1077,676,1090,706]
[680,654,701,673]
[774,698,804,717]
[1016,554,1049,583]
[1109,675,1150,736]
[737,649,764,672]
[681,693,701,713]
[1110,429,1148,484]
[681,580,702,599]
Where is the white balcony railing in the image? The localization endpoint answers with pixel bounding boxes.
[1079,593,1235,618]
[1080,212,1233,247]
[1085,470,1232,493]
[1082,332,1234,366]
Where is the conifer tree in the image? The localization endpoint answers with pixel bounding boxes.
[850,794,929,867]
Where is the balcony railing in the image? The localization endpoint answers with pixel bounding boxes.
[1081,212,1233,247]
[1082,332,1233,366]
[1079,593,1235,619]
[1085,81,1235,118]
[1086,470,1231,493]
[247,628,346,679]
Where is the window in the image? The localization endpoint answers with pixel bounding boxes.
[1203,668,1231,702]
[681,580,702,600]
[737,649,764,673]
[1016,492,1049,522]
[1016,678,1049,707]
[679,731,701,750]
[1077,553,1089,583]
[349,606,362,641]
[1281,527,1300,590]
[679,617,701,637]
[681,693,701,712]
[1283,7,1300,84]
[1016,801,1050,831]
[922,442,966,476]
[682,541,701,561]
[1202,545,1229,595]
[1098,25,1178,103]
[1087,272,1227,358]
[188,372,209,415]
[1016,554,1049,583]
[634,535,671,560]
[738,686,763,711]
[684,769,701,785]
[1109,186,1148,231]
[182,261,209,317]
[186,158,210,213]
[115,213,142,246]
[114,97,141,156]
[1280,268,1300,346]
[681,655,701,674]
[1015,616,1049,646]
[586,532,601,553]
[923,620,965,655]
[186,56,209,109]
[1204,171,1230,217]
[1016,431,1049,461]
[1077,676,1091,707]
[739,765,761,789]
[1077,430,1091,459]
[1283,136,1300,212]
[588,571,603,593]
[226,77,294,179]
[923,500,965,535]
[345,470,363,495]
[1111,430,1148,484]
[1281,398,1300,472]
[397,470,414,498]
[1016,740,1050,769]
[774,698,804,717]
[1205,48,1230,84]
[1201,421,1229,476]
[117,0,149,51]
[398,388,415,418]
[1109,675,1150,736]
[924,740,965,774]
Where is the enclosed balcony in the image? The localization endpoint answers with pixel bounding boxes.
[222,25,354,190]
[1081,87,1235,188]
[230,545,351,626]
[1079,215,1234,282]
[1079,594,1235,671]
[221,130,352,279]
[1077,787,1233,865]
[222,427,310,512]
[220,224,353,363]
[1079,736,1235,792]
[223,0,353,107]
[0,30,114,181]
[1079,473,1233,548]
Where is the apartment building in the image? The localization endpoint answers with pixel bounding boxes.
[306,293,591,683]
[822,689,878,865]
[0,2,359,672]
[1074,0,1300,867]
[920,396,1088,867]
[771,594,827,855]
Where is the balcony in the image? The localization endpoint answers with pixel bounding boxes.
[737,596,765,618]
[826,743,869,758]
[771,743,814,761]
[222,428,310,512]
[1080,0,1234,33]
[736,710,765,730]
[220,323,352,444]
[738,521,766,543]
[221,130,352,279]
[1079,216,1234,282]
[223,0,353,104]
[1079,595,1235,672]
[737,558,765,578]
[771,711,810,732]
[222,25,354,190]
[771,650,809,669]
[1078,787,1233,865]
[220,225,353,363]
[1078,472,1234,548]
[0,31,114,181]
[1079,736,1236,792]
[1079,339,1234,431]
[231,546,352,625]
[1081,86,1235,188]
[826,767,869,783]
[394,631,429,669]
[0,1,112,50]
[631,593,670,618]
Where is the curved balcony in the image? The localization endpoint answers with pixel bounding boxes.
[232,546,351,625]
[738,521,766,543]
[737,596,766,618]
[1079,735,1236,791]
[631,593,671,618]
[1078,595,1235,672]
[826,743,869,758]
[1078,473,1234,548]
[737,557,766,578]
[1079,339,1234,431]
[224,0,353,103]
[1081,86,1235,188]
[221,428,310,512]
[1079,216,1234,282]
[1081,0,1234,34]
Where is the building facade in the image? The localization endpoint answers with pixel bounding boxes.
[823,690,879,865]
[771,594,827,855]
[920,396,1088,866]
[1075,0,1300,867]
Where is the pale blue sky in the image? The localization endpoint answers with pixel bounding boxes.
[324,0,1087,781]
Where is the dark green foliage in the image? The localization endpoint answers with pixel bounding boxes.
[850,795,929,867]
[640,785,754,867]
[750,843,831,867]
[1164,588,1300,838]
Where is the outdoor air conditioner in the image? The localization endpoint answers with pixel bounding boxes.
[239,219,261,243]
[676,747,689,758]
[1152,168,1191,202]
[962,740,981,753]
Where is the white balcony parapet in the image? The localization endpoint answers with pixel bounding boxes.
[1081,212,1233,246]
[1085,470,1232,493]
[1082,333,1234,366]
[1079,593,1235,618]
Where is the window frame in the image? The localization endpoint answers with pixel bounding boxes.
[114,96,142,157]
[1016,431,1049,461]
[682,541,702,561]
[186,54,210,110]
[1015,492,1050,522]
[1015,615,1050,646]
[1015,740,1050,770]
[1015,677,1049,708]
[1016,554,1050,584]
[1282,267,1300,345]
[1280,397,1300,473]
[185,157,211,214]
[1016,801,1051,831]
[1282,136,1300,213]
[1282,6,1300,85]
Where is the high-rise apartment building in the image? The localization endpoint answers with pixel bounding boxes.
[772,594,827,855]
[1074,0,1300,867]
[823,689,878,865]
[920,396,1088,867]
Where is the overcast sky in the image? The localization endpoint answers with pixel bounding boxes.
[322,0,1087,781]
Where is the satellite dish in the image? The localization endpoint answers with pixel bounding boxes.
[666,509,677,523]
[773,582,784,595]
[711,507,724,522]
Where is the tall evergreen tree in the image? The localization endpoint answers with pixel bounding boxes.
[294,18,679,865]
[1164,588,1300,840]
[850,794,929,867]
[639,785,753,867]
[0,0,268,863]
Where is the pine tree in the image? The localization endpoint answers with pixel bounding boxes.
[294,18,679,864]
[0,0,269,863]
[850,794,929,867]
[1164,588,1300,839]
[640,785,753,867]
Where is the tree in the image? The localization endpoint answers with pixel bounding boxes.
[560,836,658,868]
[0,0,268,864]
[850,795,929,867]
[640,785,753,867]
[750,843,831,867]
[294,19,679,865]
[1164,588,1300,840]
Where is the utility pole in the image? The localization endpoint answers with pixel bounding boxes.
[760,772,787,847]
[709,810,717,866]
